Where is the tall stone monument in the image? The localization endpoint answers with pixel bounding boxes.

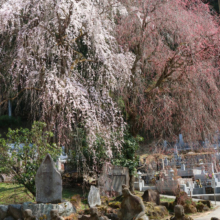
[36,154,62,203]
[179,134,184,147]
[164,157,168,167]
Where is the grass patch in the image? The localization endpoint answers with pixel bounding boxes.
[160,196,175,203]
[135,191,175,204]
[0,183,85,205]
[62,186,84,201]
[0,183,34,204]
[0,183,177,213]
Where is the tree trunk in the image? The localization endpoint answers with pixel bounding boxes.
[129,174,135,194]
[219,0,220,14]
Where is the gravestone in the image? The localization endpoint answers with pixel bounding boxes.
[177,155,182,166]
[174,145,178,155]
[36,154,62,203]
[88,186,101,207]
[99,164,129,196]
[208,163,214,174]
[174,205,184,218]
[181,163,185,171]
[164,157,168,166]
[170,205,194,220]
[168,168,175,180]
[179,134,184,147]
[201,165,206,174]
[161,159,165,170]
[163,140,167,150]
[142,189,160,205]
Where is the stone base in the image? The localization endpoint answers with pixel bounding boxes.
[22,201,76,220]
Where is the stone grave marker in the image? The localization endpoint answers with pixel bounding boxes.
[88,186,101,207]
[179,134,184,147]
[36,154,62,203]
[164,157,168,167]
[99,164,129,196]
[142,189,160,205]
[181,163,185,171]
[163,140,167,150]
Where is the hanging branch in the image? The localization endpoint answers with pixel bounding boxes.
[0,87,42,106]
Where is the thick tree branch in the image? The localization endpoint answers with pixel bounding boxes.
[0,87,42,106]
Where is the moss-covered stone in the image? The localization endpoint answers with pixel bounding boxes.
[145,203,168,219]
[175,192,195,207]
[108,201,121,209]
[80,206,109,218]
[96,205,108,215]
[196,202,209,212]
[146,210,160,219]
[144,201,156,209]
[64,213,78,220]
[100,196,110,206]
[183,204,197,214]
[198,200,212,208]
[154,205,169,217]
[70,194,82,209]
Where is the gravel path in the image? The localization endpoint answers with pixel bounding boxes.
[194,206,220,220]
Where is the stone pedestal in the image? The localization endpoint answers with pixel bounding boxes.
[22,201,75,220]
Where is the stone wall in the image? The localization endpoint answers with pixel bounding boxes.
[0,202,76,220]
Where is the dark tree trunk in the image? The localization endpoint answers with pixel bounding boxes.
[219,0,220,14]
[129,174,135,194]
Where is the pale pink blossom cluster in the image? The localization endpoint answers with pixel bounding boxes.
[0,0,133,154]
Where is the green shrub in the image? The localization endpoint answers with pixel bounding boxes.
[0,121,61,198]
[112,132,143,175]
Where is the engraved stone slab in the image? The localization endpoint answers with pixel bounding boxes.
[99,164,129,196]
[36,154,62,203]
[22,201,76,220]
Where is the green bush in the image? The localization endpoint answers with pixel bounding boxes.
[0,121,61,198]
[112,132,143,174]
[69,128,110,174]
[175,191,195,207]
